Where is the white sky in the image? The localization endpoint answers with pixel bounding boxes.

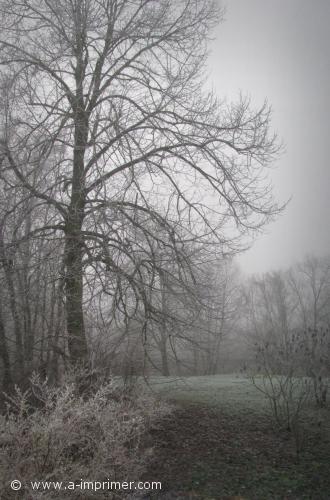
[208,0,330,274]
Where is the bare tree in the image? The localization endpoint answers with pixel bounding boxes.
[288,255,330,330]
[0,0,281,365]
[244,256,330,408]
[288,255,330,406]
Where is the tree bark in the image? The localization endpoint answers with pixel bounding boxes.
[0,299,12,390]
[0,225,24,379]
[64,14,89,365]
[64,93,88,364]
[64,231,87,363]
[160,274,170,376]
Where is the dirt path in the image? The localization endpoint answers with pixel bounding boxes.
[143,402,330,500]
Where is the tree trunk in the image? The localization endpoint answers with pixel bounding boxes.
[17,204,34,373]
[160,336,170,376]
[0,221,24,379]
[49,305,63,385]
[63,13,90,365]
[64,214,88,364]
[64,89,88,364]
[0,300,12,390]
[160,273,170,376]
[4,264,24,376]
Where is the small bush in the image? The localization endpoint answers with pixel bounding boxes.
[249,340,313,459]
[0,373,170,498]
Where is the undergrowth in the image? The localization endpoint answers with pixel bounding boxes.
[0,371,171,499]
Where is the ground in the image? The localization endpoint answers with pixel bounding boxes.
[141,376,330,500]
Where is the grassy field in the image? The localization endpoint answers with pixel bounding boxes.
[142,374,330,499]
[148,374,268,410]
[148,373,330,424]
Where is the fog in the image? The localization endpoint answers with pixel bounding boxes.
[209,0,330,274]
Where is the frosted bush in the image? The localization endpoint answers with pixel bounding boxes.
[0,373,170,499]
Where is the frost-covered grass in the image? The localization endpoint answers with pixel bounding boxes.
[147,373,330,456]
[144,374,330,499]
[149,373,326,403]
[147,374,268,414]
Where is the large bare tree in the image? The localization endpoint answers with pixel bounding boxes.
[0,0,280,365]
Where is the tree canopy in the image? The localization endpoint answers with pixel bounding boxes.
[0,0,281,365]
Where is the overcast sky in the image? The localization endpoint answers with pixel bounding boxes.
[208,0,330,274]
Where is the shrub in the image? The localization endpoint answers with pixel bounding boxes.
[249,340,313,459]
[0,373,170,498]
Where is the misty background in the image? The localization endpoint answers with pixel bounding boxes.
[210,0,330,274]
